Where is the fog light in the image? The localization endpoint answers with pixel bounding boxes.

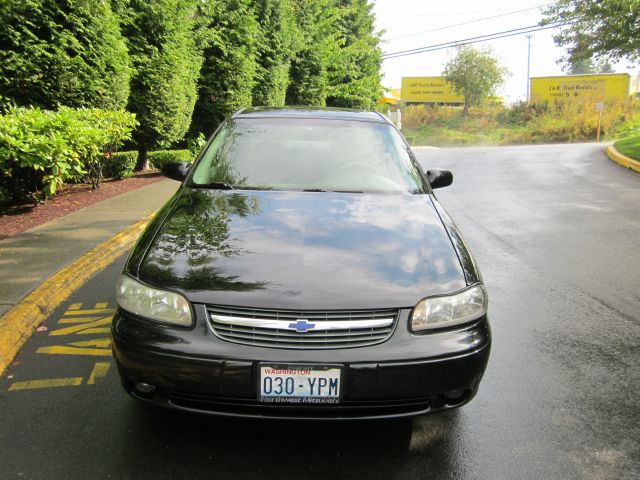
[134,382,155,394]
[444,389,465,400]
[443,389,467,406]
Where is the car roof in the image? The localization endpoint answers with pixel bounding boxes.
[232,107,390,124]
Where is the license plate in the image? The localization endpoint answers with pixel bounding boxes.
[259,364,341,404]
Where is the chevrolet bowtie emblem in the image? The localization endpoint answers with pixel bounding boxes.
[288,319,316,332]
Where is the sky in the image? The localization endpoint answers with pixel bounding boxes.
[371,0,637,104]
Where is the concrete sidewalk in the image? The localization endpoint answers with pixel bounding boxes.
[0,179,180,317]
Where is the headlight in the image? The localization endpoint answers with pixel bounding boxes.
[116,275,193,326]
[411,284,487,332]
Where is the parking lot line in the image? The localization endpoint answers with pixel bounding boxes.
[87,362,111,384]
[8,377,83,391]
[36,345,111,356]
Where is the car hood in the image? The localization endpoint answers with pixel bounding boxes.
[136,189,466,310]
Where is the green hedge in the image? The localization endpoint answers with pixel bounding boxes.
[0,106,137,203]
[106,150,195,178]
[148,149,193,170]
[103,151,137,179]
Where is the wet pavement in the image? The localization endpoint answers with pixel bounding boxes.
[0,179,179,317]
[1,143,638,479]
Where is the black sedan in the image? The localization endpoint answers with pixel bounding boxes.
[111,107,490,419]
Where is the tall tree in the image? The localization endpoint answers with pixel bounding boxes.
[443,44,508,116]
[122,0,204,169]
[563,34,616,74]
[190,0,259,137]
[0,0,131,110]
[566,57,615,75]
[542,0,640,66]
[251,0,298,106]
[326,0,383,110]
[286,0,343,106]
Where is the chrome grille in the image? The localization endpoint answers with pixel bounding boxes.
[206,305,398,349]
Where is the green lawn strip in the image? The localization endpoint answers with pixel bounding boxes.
[614,134,640,161]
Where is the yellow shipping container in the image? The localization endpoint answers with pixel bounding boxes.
[401,77,464,104]
[378,88,401,107]
[529,74,630,104]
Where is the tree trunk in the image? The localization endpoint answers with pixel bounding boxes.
[463,99,470,116]
[135,146,149,172]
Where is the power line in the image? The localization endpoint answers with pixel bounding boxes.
[383,24,560,59]
[383,23,566,60]
[384,24,550,57]
[386,3,554,42]
[380,2,553,18]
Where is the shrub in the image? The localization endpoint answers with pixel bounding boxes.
[148,150,194,170]
[0,107,84,203]
[605,98,640,139]
[66,108,138,188]
[0,107,137,204]
[103,151,138,179]
[402,104,458,129]
[497,100,538,125]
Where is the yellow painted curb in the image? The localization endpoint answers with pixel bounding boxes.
[606,144,640,173]
[0,213,155,376]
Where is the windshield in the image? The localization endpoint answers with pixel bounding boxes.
[190,118,426,193]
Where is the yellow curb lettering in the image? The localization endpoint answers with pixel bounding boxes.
[57,316,104,324]
[63,309,113,316]
[76,328,110,335]
[49,316,111,336]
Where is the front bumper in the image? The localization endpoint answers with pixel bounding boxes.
[111,306,491,419]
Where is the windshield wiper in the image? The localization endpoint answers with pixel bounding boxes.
[303,188,365,193]
[191,182,234,190]
[236,186,275,191]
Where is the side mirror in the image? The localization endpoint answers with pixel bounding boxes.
[161,161,190,182]
[426,169,453,189]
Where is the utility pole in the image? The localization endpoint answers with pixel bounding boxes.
[526,34,533,103]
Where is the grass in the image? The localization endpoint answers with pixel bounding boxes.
[401,101,640,147]
[614,134,640,160]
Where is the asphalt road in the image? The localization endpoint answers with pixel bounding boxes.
[1,143,638,479]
